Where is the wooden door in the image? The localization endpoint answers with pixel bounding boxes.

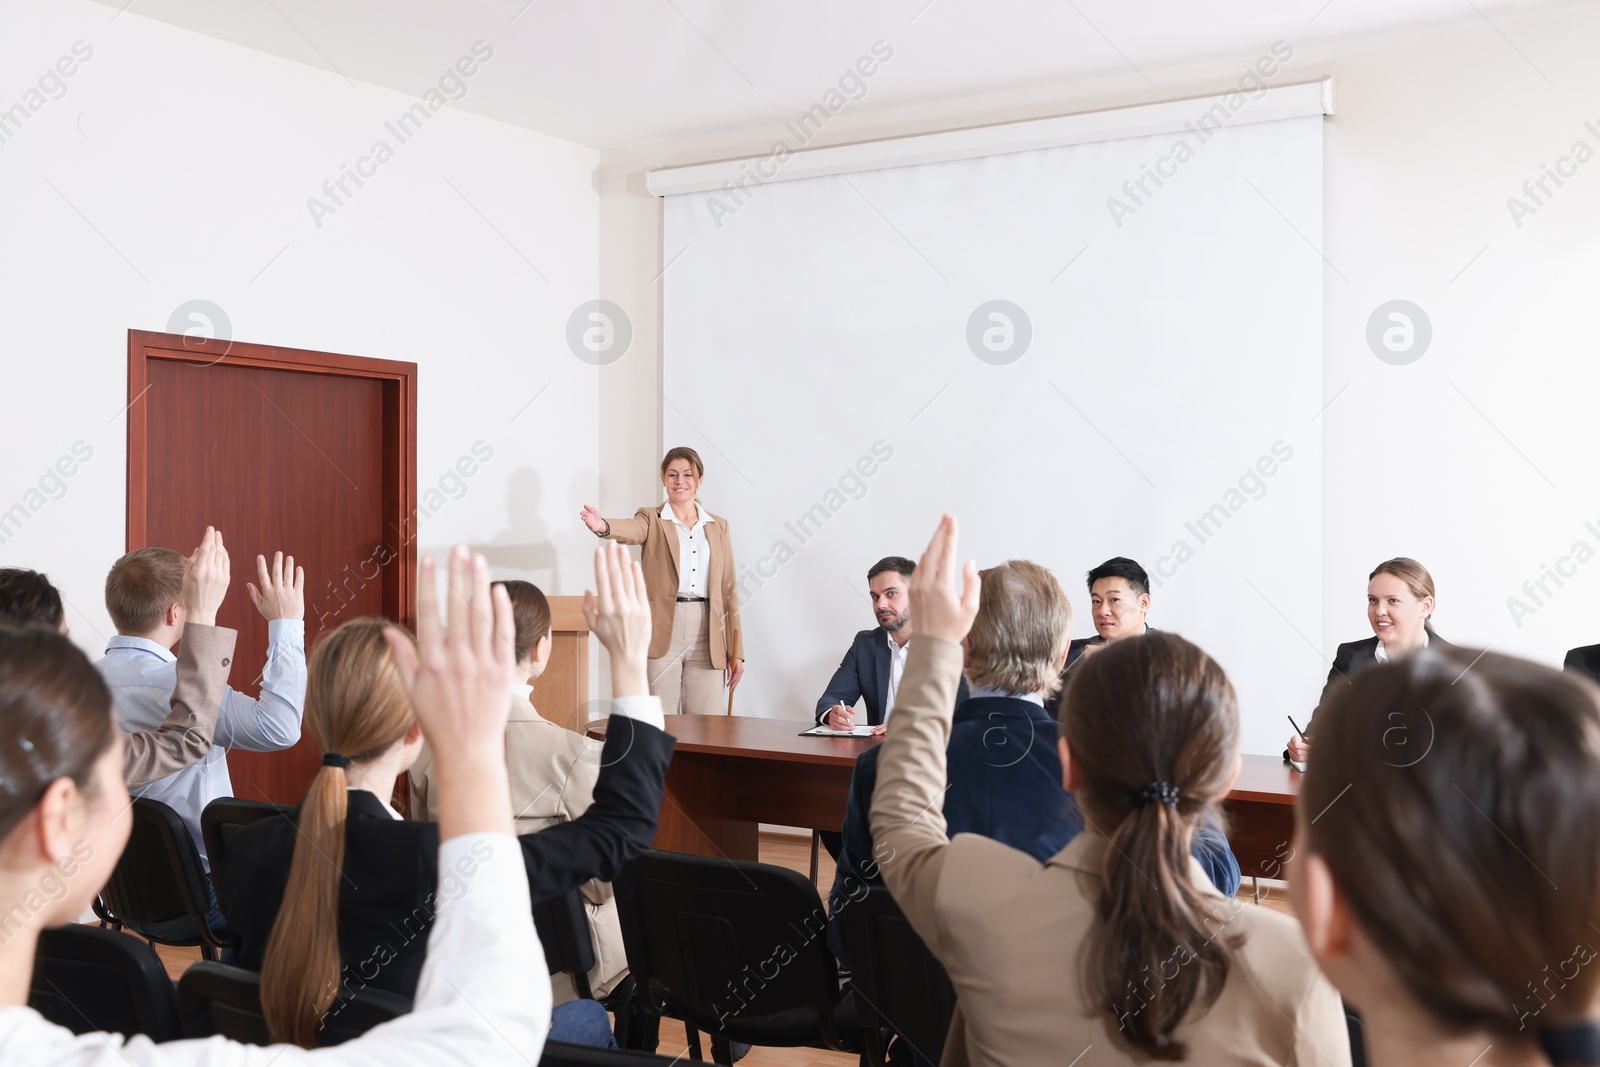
[127,331,416,806]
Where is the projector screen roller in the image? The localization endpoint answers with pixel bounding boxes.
[661,114,1324,757]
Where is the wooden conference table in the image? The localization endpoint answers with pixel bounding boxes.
[590,714,1301,880]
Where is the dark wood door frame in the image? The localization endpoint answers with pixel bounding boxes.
[125,330,419,629]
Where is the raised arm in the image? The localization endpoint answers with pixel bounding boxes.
[869,514,978,955]
[517,542,674,898]
[121,527,235,788]
[216,551,308,752]
[580,504,651,545]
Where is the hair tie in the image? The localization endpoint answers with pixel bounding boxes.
[1541,1019,1600,1064]
[322,753,350,769]
[1135,781,1180,808]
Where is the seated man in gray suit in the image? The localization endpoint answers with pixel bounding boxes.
[816,556,970,733]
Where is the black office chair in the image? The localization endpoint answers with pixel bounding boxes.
[1346,1003,1369,1067]
[176,961,412,1046]
[98,798,230,960]
[201,797,293,905]
[840,886,955,1067]
[539,1041,686,1065]
[533,887,642,1048]
[614,850,864,1066]
[29,924,182,1042]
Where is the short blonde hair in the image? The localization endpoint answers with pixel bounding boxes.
[966,560,1073,697]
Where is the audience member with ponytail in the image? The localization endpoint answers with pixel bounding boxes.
[224,543,674,1049]
[870,514,1350,1066]
[0,544,549,1063]
[1294,646,1600,1067]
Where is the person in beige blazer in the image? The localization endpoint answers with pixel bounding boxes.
[870,515,1351,1067]
[579,446,744,715]
[409,579,627,999]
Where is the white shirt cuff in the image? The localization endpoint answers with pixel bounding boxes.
[266,617,306,642]
[609,694,665,730]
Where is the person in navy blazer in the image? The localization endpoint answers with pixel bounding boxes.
[1044,556,1153,718]
[1565,644,1600,685]
[815,556,969,730]
[1286,557,1448,762]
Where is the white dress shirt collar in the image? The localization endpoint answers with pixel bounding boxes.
[659,501,712,528]
[1373,629,1429,663]
[968,684,1046,707]
[104,634,177,663]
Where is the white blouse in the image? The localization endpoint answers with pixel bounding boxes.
[660,502,713,599]
[0,832,549,1065]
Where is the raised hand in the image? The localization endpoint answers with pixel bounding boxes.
[247,551,305,622]
[579,505,609,536]
[384,547,516,840]
[907,513,981,644]
[182,527,230,627]
[583,542,651,698]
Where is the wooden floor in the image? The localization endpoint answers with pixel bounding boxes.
[136,833,1293,1065]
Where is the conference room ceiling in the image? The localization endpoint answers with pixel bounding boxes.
[90,0,1584,149]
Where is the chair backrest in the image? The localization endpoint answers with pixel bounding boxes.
[841,886,957,1066]
[613,850,846,1043]
[533,888,598,994]
[538,1040,685,1066]
[99,798,226,948]
[29,924,182,1042]
[176,961,412,1047]
[201,797,293,905]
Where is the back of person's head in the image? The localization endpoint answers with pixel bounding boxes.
[965,560,1072,696]
[1058,631,1241,1059]
[0,568,65,630]
[1369,556,1435,632]
[493,579,551,664]
[1301,647,1600,1043]
[867,556,916,582]
[0,627,123,925]
[105,547,186,635]
[1086,556,1149,596]
[260,617,416,1048]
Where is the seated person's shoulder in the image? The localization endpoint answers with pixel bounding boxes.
[1218,897,1328,1001]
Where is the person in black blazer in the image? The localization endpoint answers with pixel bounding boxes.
[1565,644,1600,685]
[1043,556,1152,717]
[815,555,969,730]
[221,544,672,1048]
[1286,556,1445,763]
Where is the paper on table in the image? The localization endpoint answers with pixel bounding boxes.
[800,723,876,737]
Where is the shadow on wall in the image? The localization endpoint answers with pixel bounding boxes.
[423,466,598,595]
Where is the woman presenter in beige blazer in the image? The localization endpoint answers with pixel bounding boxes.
[579,446,744,715]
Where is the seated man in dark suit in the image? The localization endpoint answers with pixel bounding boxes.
[1566,643,1600,685]
[1044,556,1152,716]
[827,559,1239,972]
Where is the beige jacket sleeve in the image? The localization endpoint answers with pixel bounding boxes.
[867,631,965,957]
[599,508,653,546]
[121,623,237,789]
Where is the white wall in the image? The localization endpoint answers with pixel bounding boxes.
[0,0,602,652]
[598,5,1600,751]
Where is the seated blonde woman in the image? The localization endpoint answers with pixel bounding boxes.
[870,515,1350,1066]
[410,579,628,1001]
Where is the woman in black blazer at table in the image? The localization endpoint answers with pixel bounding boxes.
[222,545,675,1048]
[1286,557,1449,763]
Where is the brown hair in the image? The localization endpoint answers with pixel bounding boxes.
[660,446,704,479]
[1369,557,1436,633]
[494,580,551,664]
[105,547,186,635]
[0,569,65,630]
[0,627,115,840]
[1059,631,1242,1059]
[259,618,415,1048]
[1304,647,1600,1037]
[965,560,1072,697]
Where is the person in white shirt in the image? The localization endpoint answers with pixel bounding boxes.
[0,542,586,1064]
[96,547,307,942]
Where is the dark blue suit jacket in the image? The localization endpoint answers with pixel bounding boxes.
[825,694,1241,966]
[815,627,970,725]
[1565,644,1600,685]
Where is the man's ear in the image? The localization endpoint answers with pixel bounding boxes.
[1139,593,1151,614]
[166,600,184,628]
[1058,736,1082,792]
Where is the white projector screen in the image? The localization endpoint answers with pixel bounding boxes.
[662,115,1324,757]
